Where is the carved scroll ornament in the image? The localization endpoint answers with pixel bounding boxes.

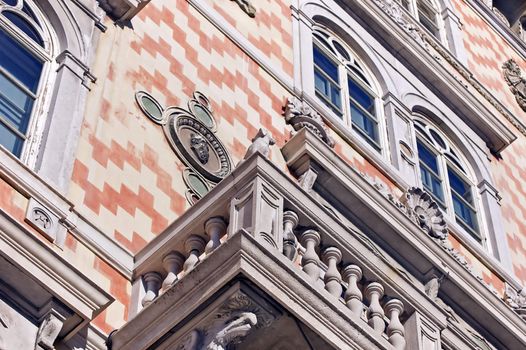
[504,283,526,320]
[283,97,335,147]
[502,59,526,112]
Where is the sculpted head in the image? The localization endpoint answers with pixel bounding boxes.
[190,133,209,164]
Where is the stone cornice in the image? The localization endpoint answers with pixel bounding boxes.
[282,129,526,348]
[333,0,519,153]
[0,210,113,338]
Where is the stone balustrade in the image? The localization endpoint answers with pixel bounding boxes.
[140,216,228,307]
[286,209,407,349]
[134,155,409,348]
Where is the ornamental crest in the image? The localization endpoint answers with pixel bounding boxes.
[136,91,232,204]
[502,59,526,112]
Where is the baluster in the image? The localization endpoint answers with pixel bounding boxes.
[205,216,227,254]
[282,210,299,260]
[385,299,406,349]
[141,272,162,307]
[365,282,385,332]
[182,235,206,275]
[321,247,343,297]
[342,264,363,316]
[162,251,185,290]
[300,229,321,283]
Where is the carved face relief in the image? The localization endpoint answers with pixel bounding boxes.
[190,134,210,164]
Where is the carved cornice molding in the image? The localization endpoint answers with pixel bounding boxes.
[369,0,526,140]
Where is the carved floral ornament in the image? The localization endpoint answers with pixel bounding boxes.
[502,59,526,112]
[135,91,233,204]
[504,283,526,320]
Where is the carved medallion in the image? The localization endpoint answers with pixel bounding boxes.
[402,187,448,240]
[136,91,232,203]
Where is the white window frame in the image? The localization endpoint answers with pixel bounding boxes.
[413,116,490,248]
[312,25,388,156]
[397,0,448,45]
[0,0,58,167]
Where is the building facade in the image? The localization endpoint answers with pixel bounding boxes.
[1,0,526,348]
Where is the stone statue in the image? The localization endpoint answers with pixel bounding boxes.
[190,133,210,164]
[207,312,257,350]
[502,59,526,111]
[231,0,256,18]
[244,128,276,160]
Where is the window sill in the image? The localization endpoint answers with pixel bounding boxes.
[301,91,411,190]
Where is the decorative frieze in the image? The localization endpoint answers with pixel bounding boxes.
[503,59,526,112]
[136,91,233,204]
[283,97,335,148]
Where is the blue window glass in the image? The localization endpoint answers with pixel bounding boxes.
[313,45,342,113]
[417,140,445,204]
[448,167,479,236]
[348,77,378,145]
[0,29,42,156]
[3,11,43,46]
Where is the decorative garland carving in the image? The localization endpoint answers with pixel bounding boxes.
[136,91,232,204]
[503,59,526,112]
[231,0,256,18]
[283,97,335,147]
[372,0,526,138]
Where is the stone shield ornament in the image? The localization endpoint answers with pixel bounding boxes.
[136,91,232,203]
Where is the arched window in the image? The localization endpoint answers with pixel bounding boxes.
[414,117,481,242]
[0,0,54,159]
[312,26,382,151]
[397,0,442,39]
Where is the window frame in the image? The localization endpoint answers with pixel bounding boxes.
[396,0,447,44]
[414,116,485,245]
[0,0,57,166]
[312,26,386,154]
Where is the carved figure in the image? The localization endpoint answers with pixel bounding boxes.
[502,59,526,111]
[231,0,256,18]
[504,284,526,319]
[244,128,276,160]
[283,97,335,147]
[35,313,63,350]
[402,187,448,240]
[190,133,210,164]
[207,312,257,350]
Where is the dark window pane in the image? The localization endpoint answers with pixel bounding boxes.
[429,128,446,149]
[0,72,34,133]
[333,40,350,61]
[21,3,40,27]
[313,45,339,82]
[2,11,43,46]
[3,0,18,6]
[420,166,444,203]
[417,141,439,173]
[447,167,473,203]
[350,102,377,141]
[0,119,24,156]
[348,78,375,114]
[0,29,42,92]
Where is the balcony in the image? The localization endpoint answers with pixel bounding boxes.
[109,130,526,350]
